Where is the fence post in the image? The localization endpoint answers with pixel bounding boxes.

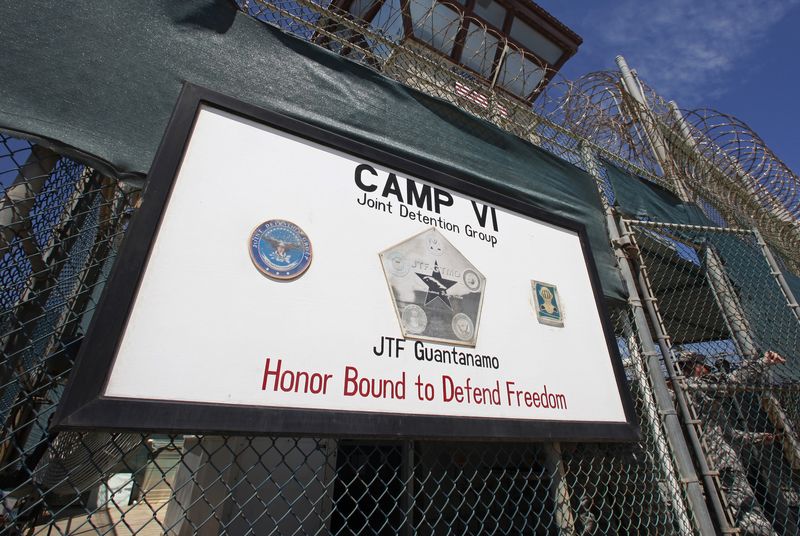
[543,442,575,535]
[703,246,758,358]
[401,440,418,536]
[618,312,694,535]
[615,56,691,203]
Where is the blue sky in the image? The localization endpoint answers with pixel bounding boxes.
[536,0,800,175]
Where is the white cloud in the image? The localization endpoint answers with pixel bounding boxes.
[590,0,799,104]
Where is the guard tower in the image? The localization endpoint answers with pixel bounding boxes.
[319,0,581,114]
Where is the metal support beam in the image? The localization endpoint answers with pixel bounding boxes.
[619,313,694,535]
[615,56,692,203]
[544,442,575,535]
[704,246,757,358]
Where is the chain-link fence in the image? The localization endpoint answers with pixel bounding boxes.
[625,220,800,535]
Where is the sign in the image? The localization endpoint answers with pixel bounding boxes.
[55,84,638,441]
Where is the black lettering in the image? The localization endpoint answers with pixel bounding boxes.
[471,201,499,231]
[471,201,489,227]
[407,180,432,211]
[433,189,453,213]
[382,173,404,202]
[355,164,378,192]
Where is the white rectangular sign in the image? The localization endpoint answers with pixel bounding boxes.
[58,86,637,440]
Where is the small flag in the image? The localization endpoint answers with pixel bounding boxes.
[454,80,508,117]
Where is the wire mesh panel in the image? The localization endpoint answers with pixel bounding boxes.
[627,220,800,536]
[0,134,142,533]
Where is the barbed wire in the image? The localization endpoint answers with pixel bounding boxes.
[238,0,799,273]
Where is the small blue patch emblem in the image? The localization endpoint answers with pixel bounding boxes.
[533,281,564,327]
[249,220,312,280]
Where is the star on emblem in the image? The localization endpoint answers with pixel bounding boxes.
[416,261,457,309]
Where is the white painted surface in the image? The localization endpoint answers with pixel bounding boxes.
[104,106,626,424]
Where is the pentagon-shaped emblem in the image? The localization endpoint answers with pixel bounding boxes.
[532,281,564,327]
[380,228,485,347]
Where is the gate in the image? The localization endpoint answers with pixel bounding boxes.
[624,219,800,535]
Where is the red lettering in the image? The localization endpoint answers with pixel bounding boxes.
[262,358,282,390]
[343,366,359,396]
[505,381,515,406]
[442,375,454,402]
[261,358,332,394]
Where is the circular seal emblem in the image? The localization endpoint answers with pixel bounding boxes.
[401,304,428,334]
[462,269,481,291]
[385,251,410,277]
[451,313,474,341]
[249,220,312,280]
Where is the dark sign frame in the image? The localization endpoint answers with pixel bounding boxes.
[54,83,639,442]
